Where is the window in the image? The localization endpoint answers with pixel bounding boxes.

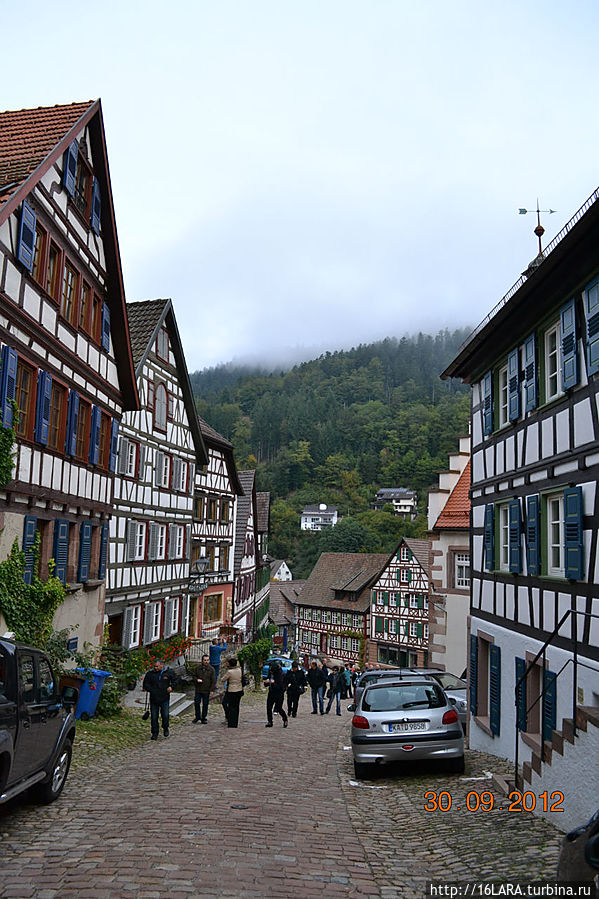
[498,504,510,572]
[341,637,349,650]
[220,500,229,523]
[46,242,61,301]
[207,498,217,521]
[455,553,470,588]
[498,363,508,427]
[73,153,92,218]
[330,635,340,649]
[546,492,564,577]
[15,360,35,439]
[544,322,561,403]
[154,383,167,431]
[61,261,79,326]
[302,629,310,643]
[79,281,91,332]
[74,401,90,461]
[155,451,171,488]
[400,545,410,561]
[157,524,167,559]
[311,632,319,645]
[331,611,340,625]
[341,613,350,626]
[470,633,501,736]
[353,614,361,628]
[126,605,141,648]
[173,458,188,492]
[48,382,67,452]
[165,597,180,637]
[156,327,169,361]
[91,294,102,343]
[145,602,161,643]
[314,609,321,622]
[127,521,146,562]
[194,497,204,520]
[220,544,229,572]
[32,224,47,285]
[97,411,111,470]
[400,569,410,583]
[168,524,185,560]
[409,621,418,638]
[204,594,222,622]
[351,638,360,653]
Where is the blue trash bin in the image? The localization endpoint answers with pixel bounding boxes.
[74,667,111,720]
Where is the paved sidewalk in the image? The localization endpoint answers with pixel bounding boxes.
[0,693,563,898]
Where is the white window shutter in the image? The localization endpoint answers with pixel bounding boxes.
[163,599,173,638]
[185,524,191,559]
[126,520,137,562]
[117,437,129,475]
[155,451,164,487]
[148,522,158,561]
[168,524,176,559]
[189,463,195,494]
[172,457,182,490]
[122,606,134,649]
[142,602,153,645]
[181,595,189,636]
[138,444,146,481]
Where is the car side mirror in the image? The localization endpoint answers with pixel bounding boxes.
[61,685,79,708]
[347,703,355,712]
[585,833,599,871]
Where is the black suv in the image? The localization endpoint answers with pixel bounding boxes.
[0,638,77,805]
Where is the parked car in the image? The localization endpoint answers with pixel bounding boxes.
[557,807,599,884]
[261,656,293,680]
[0,638,78,805]
[352,668,468,729]
[351,677,465,779]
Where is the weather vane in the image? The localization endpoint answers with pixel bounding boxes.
[518,200,556,255]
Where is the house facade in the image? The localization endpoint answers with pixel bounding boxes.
[427,437,471,676]
[267,580,305,651]
[300,504,338,531]
[296,552,388,666]
[369,538,432,667]
[443,187,599,829]
[189,417,242,640]
[105,299,206,649]
[0,101,138,647]
[232,470,259,636]
[271,559,293,581]
[372,487,418,518]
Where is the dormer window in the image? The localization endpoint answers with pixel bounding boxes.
[73,154,92,219]
[156,327,169,362]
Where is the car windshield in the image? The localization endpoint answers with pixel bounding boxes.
[362,683,445,712]
[433,673,466,691]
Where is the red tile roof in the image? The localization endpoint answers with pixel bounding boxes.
[434,461,471,529]
[0,102,94,207]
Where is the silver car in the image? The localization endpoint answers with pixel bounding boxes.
[351,678,465,779]
[353,668,468,730]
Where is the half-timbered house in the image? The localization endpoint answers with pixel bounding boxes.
[369,538,432,667]
[296,552,388,666]
[267,580,305,652]
[427,437,471,675]
[232,470,259,636]
[105,299,207,648]
[189,417,243,639]
[443,187,599,829]
[0,101,138,647]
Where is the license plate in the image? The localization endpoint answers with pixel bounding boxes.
[387,722,427,733]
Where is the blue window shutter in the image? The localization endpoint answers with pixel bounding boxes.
[77,521,93,583]
[585,279,599,376]
[52,519,70,585]
[101,302,111,353]
[91,177,101,234]
[564,486,583,580]
[508,498,522,573]
[16,201,37,272]
[64,390,80,456]
[0,346,18,429]
[63,141,78,196]
[515,657,527,732]
[507,349,520,421]
[88,406,101,465]
[469,633,478,717]
[525,495,540,576]
[109,419,119,472]
[98,522,109,579]
[22,515,37,586]
[489,644,501,736]
[34,370,53,445]
[484,503,494,571]
[482,371,493,436]
[542,669,557,742]
[560,299,578,391]
[523,333,537,411]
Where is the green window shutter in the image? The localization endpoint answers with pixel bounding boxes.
[404,622,409,636]
[375,617,384,634]
[484,504,495,571]
[525,495,540,576]
[515,657,527,732]
[396,570,401,583]
[560,299,578,390]
[382,591,389,606]
[417,594,424,609]
[483,370,493,436]
[407,549,412,561]
[508,498,522,574]
[542,670,557,742]
[564,486,583,580]
[469,633,478,717]
[507,348,520,421]
[416,623,424,639]
[584,278,599,376]
[406,569,412,583]
[523,333,537,411]
[489,644,501,736]
[404,596,409,607]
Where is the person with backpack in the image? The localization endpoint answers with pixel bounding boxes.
[285,661,307,718]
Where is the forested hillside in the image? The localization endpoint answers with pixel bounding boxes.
[191,330,471,576]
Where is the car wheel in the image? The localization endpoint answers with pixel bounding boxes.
[35,741,72,804]
[353,760,372,779]
[446,755,465,775]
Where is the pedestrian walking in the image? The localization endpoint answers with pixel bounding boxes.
[325,666,344,715]
[209,638,227,682]
[343,664,352,699]
[284,661,307,718]
[192,654,216,723]
[307,660,326,715]
[221,656,244,728]
[265,661,288,728]
[142,658,176,740]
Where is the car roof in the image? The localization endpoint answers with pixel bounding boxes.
[363,677,439,690]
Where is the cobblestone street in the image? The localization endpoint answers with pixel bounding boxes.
[0,692,563,898]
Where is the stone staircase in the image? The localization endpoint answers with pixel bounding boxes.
[123,683,194,717]
[492,705,599,832]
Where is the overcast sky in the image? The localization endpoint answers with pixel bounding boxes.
[5,1,599,371]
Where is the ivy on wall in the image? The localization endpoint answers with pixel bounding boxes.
[0,535,67,646]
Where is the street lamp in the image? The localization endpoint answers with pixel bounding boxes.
[188,557,210,639]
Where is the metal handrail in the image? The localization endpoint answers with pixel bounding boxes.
[513,608,599,788]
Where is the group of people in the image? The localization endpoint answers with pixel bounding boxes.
[142,641,364,738]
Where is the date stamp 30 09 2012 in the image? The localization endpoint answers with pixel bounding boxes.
[423,790,565,813]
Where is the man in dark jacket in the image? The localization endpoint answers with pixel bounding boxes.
[285,661,307,718]
[142,659,177,740]
[307,660,326,715]
[265,661,288,728]
[192,655,216,724]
